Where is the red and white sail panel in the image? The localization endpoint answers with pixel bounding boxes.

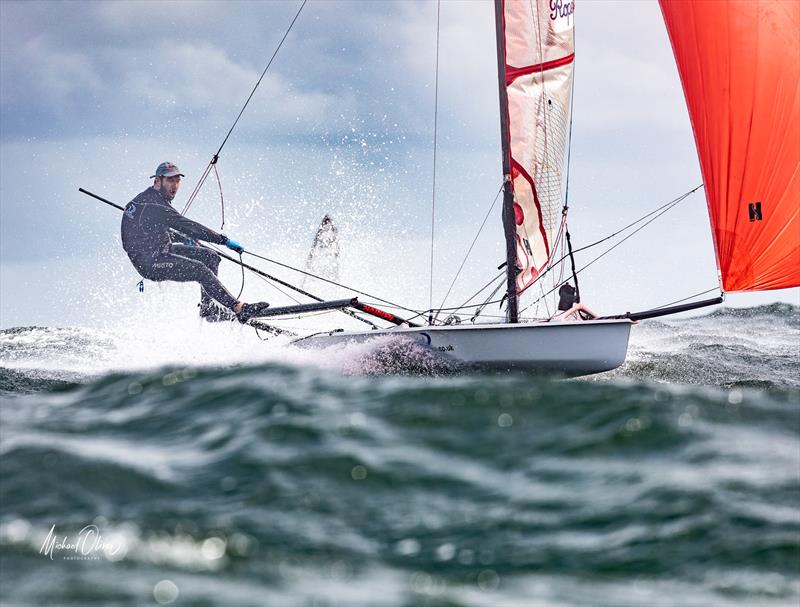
[501,0,575,293]
[660,0,800,292]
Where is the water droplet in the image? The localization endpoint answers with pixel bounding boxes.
[435,543,456,561]
[228,533,255,556]
[328,559,351,579]
[728,389,743,404]
[153,580,179,604]
[475,389,490,403]
[4,519,30,543]
[349,412,367,427]
[497,413,513,428]
[200,537,226,560]
[410,571,433,592]
[395,538,420,556]
[625,418,642,432]
[477,569,500,591]
[351,465,367,480]
[478,548,494,565]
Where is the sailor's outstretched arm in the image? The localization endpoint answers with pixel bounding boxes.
[156,204,228,245]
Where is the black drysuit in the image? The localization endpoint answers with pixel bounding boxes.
[121,187,237,312]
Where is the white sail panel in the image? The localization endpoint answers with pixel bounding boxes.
[502,0,575,293]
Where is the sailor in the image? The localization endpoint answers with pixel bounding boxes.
[121,161,270,323]
[554,283,597,321]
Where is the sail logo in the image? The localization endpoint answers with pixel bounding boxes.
[523,238,533,256]
[748,201,762,222]
[550,0,574,31]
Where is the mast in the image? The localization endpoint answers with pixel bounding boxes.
[494,0,518,324]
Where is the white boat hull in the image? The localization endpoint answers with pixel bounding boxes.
[295,319,632,376]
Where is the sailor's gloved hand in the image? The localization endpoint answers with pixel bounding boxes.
[225,239,245,254]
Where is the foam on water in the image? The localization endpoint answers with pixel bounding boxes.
[2,302,798,388]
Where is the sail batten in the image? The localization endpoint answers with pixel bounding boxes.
[660,0,800,293]
[506,53,576,83]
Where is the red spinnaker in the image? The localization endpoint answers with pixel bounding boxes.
[660,0,800,292]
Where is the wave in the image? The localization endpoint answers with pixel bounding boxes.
[704,301,799,321]
[1,303,798,393]
[1,361,797,605]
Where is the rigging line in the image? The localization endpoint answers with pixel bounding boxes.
[249,266,303,304]
[457,270,505,310]
[520,192,693,314]
[182,164,215,216]
[243,250,424,317]
[470,281,506,321]
[453,274,506,322]
[539,276,552,318]
[399,272,506,323]
[204,243,379,328]
[235,252,245,300]
[434,181,504,319]
[204,242,301,304]
[562,32,579,301]
[572,185,702,256]
[573,197,690,275]
[214,164,225,230]
[651,287,720,310]
[182,0,308,216]
[428,0,441,321]
[520,185,700,295]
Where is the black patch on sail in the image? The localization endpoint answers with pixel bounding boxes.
[748,201,762,222]
[303,214,340,287]
[523,238,533,256]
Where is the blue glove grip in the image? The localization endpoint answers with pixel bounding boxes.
[225,239,244,254]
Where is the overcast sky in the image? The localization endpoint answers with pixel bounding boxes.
[1,0,796,328]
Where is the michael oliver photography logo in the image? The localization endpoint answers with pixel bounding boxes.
[39,524,123,561]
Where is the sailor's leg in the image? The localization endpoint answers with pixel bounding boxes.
[169,245,221,271]
[169,245,225,316]
[143,253,238,311]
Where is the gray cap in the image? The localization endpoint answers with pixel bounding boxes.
[150,162,185,179]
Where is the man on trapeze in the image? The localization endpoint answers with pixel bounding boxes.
[121,161,270,323]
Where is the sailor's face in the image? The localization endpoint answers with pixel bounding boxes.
[157,175,181,201]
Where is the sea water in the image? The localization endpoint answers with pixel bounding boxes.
[1,304,798,606]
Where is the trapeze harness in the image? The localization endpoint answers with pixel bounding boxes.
[121,187,237,311]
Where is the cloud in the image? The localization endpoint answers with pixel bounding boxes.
[1,34,103,106]
[0,1,369,141]
[372,1,499,139]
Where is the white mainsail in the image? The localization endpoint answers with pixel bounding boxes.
[501,0,575,295]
